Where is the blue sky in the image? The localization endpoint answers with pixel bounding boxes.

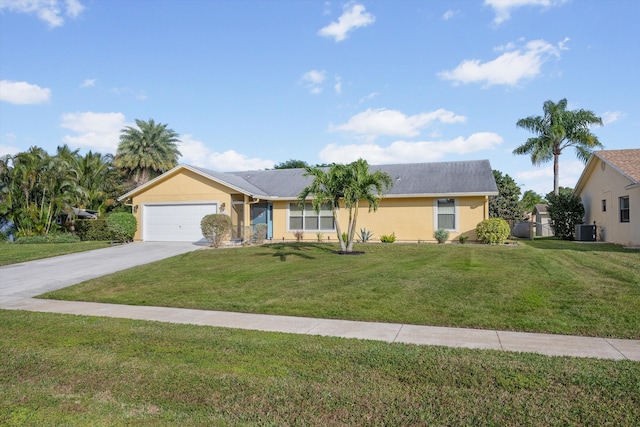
[1,0,638,196]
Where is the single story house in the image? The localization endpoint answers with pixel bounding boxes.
[118,160,499,243]
[574,148,640,247]
[531,204,553,237]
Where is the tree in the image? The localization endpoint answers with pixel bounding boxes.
[298,159,392,253]
[520,190,546,213]
[274,159,309,169]
[489,170,524,222]
[1,146,128,237]
[546,191,585,240]
[73,151,120,213]
[0,147,82,236]
[514,98,603,195]
[114,118,181,186]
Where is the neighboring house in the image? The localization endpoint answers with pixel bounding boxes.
[118,160,499,243]
[532,204,553,237]
[574,149,640,247]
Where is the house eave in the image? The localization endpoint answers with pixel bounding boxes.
[269,191,498,202]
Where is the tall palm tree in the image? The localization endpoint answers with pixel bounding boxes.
[299,159,392,253]
[114,119,181,186]
[513,98,603,195]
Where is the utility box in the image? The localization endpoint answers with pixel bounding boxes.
[575,224,596,241]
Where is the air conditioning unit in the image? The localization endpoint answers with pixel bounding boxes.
[575,224,596,241]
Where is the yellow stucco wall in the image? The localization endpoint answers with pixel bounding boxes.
[578,158,640,246]
[271,196,489,243]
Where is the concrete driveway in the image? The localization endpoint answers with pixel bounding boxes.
[0,242,203,298]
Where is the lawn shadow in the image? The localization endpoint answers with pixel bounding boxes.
[258,242,336,261]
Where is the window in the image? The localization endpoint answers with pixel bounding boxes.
[619,196,630,222]
[436,199,456,230]
[289,203,335,231]
[602,199,606,212]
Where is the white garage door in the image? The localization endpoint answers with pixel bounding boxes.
[143,203,217,242]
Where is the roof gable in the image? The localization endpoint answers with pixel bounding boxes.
[575,149,640,194]
[119,160,499,201]
[596,149,640,184]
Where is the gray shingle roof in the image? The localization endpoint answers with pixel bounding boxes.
[192,160,498,199]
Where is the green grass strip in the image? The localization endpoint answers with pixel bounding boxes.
[1,310,638,426]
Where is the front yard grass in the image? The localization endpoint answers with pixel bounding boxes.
[1,310,638,426]
[41,240,640,339]
[0,241,112,266]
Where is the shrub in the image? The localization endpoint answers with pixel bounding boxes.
[75,219,111,241]
[106,213,137,243]
[357,228,374,243]
[341,232,348,243]
[201,214,232,248]
[15,232,80,244]
[459,235,469,244]
[476,218,510,245]
[547,192,585,240]
[434,228,450,243]
[316,232,324,242]
[294,231,304,242]
[380,232,396,243]
[253,223,268,244]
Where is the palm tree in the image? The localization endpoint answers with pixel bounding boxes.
[74,151,119,212]
[299,159,392,253]
[513,99,603,195]
[114,119,181,186]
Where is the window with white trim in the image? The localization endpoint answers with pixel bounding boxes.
[620,196,630,223]
[289,203,335,231]
[436,198,456,230]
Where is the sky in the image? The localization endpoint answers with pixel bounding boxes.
[1,0,638,196]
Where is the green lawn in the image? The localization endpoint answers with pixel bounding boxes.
[42,240,640,339]
[0,241,112,266]
[1,310,638,426]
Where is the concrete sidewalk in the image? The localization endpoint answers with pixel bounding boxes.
[1,243,638,361]
[1,296,638,361]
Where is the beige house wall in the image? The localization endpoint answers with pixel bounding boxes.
[579,157,640,246]
[272,196,489,243]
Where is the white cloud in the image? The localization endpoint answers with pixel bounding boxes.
[319,132,503,164]
[443,9,460,20]
[334,76,342,94]
[0,80,51,104]
[318,2,375,42]
[0,133,21,157]
[60,112,126,153]
[485,0,566,26]
[111,87,147,100]
[601,111,624,125]
[438,38,568,87]
[178,134,274,171]
[300,70,327,94]
[332,108,467,140]
[80,78,96,88]
[0,0,85,28]
[359,92,379,103]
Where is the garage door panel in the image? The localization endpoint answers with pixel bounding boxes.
[143,203,217,242]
